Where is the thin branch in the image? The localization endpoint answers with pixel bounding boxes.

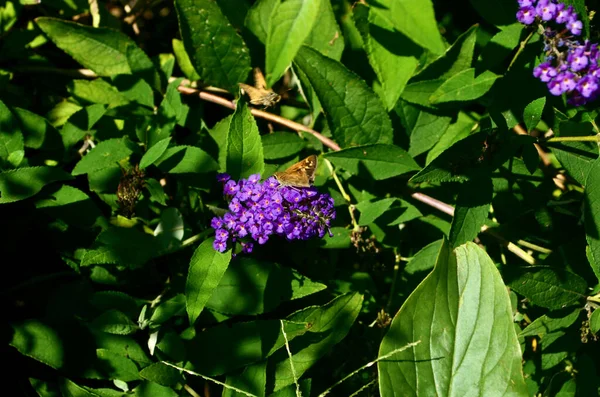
[161,362,258,397]
[280,320,302,397]
[546,135,600,142]
[317,341,421,397]
[176,84,342,151]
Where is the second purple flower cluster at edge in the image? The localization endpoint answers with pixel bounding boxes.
[517,0,599,105]
[211,173,335,253]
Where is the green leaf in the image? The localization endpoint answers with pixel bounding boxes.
[323,144,420,180]
[90,291,139,319]
[271,292,363,391]
[206,257,327,315]
[155,145,218,174]
[95,348,140,381]
[405,239,443,274]
[61,104,107,151]
[12,107,62,151]
[410,133,491,184]
[479,23,524,71]
[585,158,600,281]
[591,309,600,334]
[523,97,546,133]
[208,114,231,172]
[508,268,587,309]
[400,79,445,109]
[0,166,73,204]
[354,4,419,110]
[186,319,308,376]
[378,241,528,397]
[223,361,267,397]
[140,137,171,169]
[59,378,98,397]
[0,99,24,167]
[72,138,135,176]
[35,185,104,228]
[172,38,200,81]
[68,79,130,108]
[550,139,598,186]
[92,310,138,335]
[430,69,501,104]
[10,320,66,370]
[449,177,492,248]
[81,227,159,268]
[519,309,581,338]
[35,17,158,86]
[426,111,477,165]
[174,0,251,93]
[134,381,178,397]
[244,0,278,43]
[470,0,521,26]
[294,45,393,148]
[266,0,321,87]
[145,178,168,205]
[262,132,305,160]
[413,25,478,83]
[401,106,453,157]
[149,294,186,326]
[139,362,183,387]
[302,0,344,60]
[226,101,265,179]
[355,198,397,225]
[368,0,445,55]
[185,238,232,325]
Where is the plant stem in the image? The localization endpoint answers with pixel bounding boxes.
[508,30,535,71]
[546,135,600,142]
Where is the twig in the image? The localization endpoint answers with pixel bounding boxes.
[317,341,421,397]
[546,135,600,142]
[176,84,341,151]
[184,384,202,397]
[348,379,377,397]
[161,362,258,397]
[508,30,535,71]
[280,320,302,397]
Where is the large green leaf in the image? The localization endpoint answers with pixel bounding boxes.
[271,292,363,391]
[155,146,218,174]
[430,69,501,104]
[449,177,492,248]
[324,144,420,180]
[354,4,420,111]
[584,158,600,281]
[294,45,393,148]
[266,0,320,87]
[261,132,305,160]
[206,257,326,315]
[81,227,160,268]
[185,238,232,325]
[507,268,587,309]
[396,102,452,157]
[35,185,104,229]
[378,241,527,396]
[35,18,158,86]
[0,166,73,204]
[226,101,265,180]
[175,0,251,93]
[367,0,445,55]
[302,0,344,60]
[186,319,308,376]
[72,138,135,176]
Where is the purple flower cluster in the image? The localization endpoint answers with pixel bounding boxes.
[517,0,600,105]
[210,173,335,253]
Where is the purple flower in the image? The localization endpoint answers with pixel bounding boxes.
[216,173,231,183]
[533,62,557,82]
[559,71,577,91]
[555,4,573,23]
[518,0,534,7]
[517,6,536,24]
[547,79,564,95]
[535,0,556,21]
[568,48,589,72]
[568,18,583,35]
[210,173,336,253]
[577,75,599,98]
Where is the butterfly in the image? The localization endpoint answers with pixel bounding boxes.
[273,155,317,188]
[238,67,281,109]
